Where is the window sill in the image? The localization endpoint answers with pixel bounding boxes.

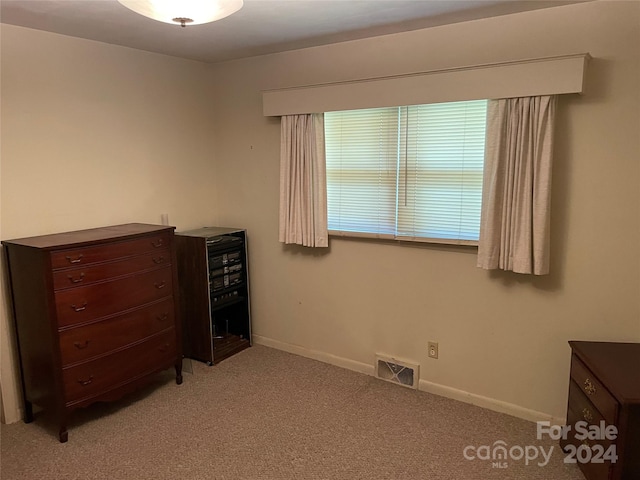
[328,230,479,248]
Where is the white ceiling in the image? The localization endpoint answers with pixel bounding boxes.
[0,0,586,63]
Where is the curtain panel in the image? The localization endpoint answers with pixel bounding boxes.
[278,113,329,248]
[477,96,557,275]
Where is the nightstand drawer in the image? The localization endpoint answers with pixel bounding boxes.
[570,354,617,423]
[50,233,171,269]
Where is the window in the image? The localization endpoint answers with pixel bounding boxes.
[325,100,487,244]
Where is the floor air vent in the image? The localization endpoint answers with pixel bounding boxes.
[375,355,419,389]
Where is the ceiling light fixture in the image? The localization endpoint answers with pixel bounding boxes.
[117,0,244,28]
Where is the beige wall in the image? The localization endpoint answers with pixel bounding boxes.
[0,25,218,422]
[1,0,638,426]
[209,0,640,421]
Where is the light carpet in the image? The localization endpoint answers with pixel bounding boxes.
[0,345,584,480]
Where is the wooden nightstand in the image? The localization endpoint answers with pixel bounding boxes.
[560,341,640,480]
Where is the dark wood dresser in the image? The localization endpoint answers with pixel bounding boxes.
[2,223,182,442]
[561,341,640,480]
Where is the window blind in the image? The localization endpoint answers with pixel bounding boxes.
[325,100,488,244]
[325,107,399,238]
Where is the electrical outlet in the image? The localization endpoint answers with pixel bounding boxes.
[428,342,439,359]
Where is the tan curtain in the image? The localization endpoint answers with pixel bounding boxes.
[477,96,557,275]
[279,113,328,247]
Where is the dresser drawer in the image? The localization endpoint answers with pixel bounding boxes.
[567,380,612,431]
[50,233,171,269]
[59,298,175,366]
[565,404,614,480]
[52,249,171,291]
[55,267,173,327]
[62,329,177,402]
[570,355,618,423]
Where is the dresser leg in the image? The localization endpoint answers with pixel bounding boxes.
[175,360,183,385]
[23,400,34,423]
[58,426,68,443]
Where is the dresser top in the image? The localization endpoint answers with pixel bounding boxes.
[1,223,174,250]
[569,341,640,403]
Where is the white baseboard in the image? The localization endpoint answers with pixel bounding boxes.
[253,334,564,426]
[418,379,564,425]
[253,335,374,376]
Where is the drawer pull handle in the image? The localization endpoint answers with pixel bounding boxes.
[67,273,85,284]
[65,254,84,264]
[155,281,166,289]
[70,302,87,312]
[158,343,170,352]
[77,375,94,386]
[151,239,163,248]
[584,378,597,396]
[152,256,165,264]
[157,313,168,322]
[582,407,593,422]
[73,340,90,349]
